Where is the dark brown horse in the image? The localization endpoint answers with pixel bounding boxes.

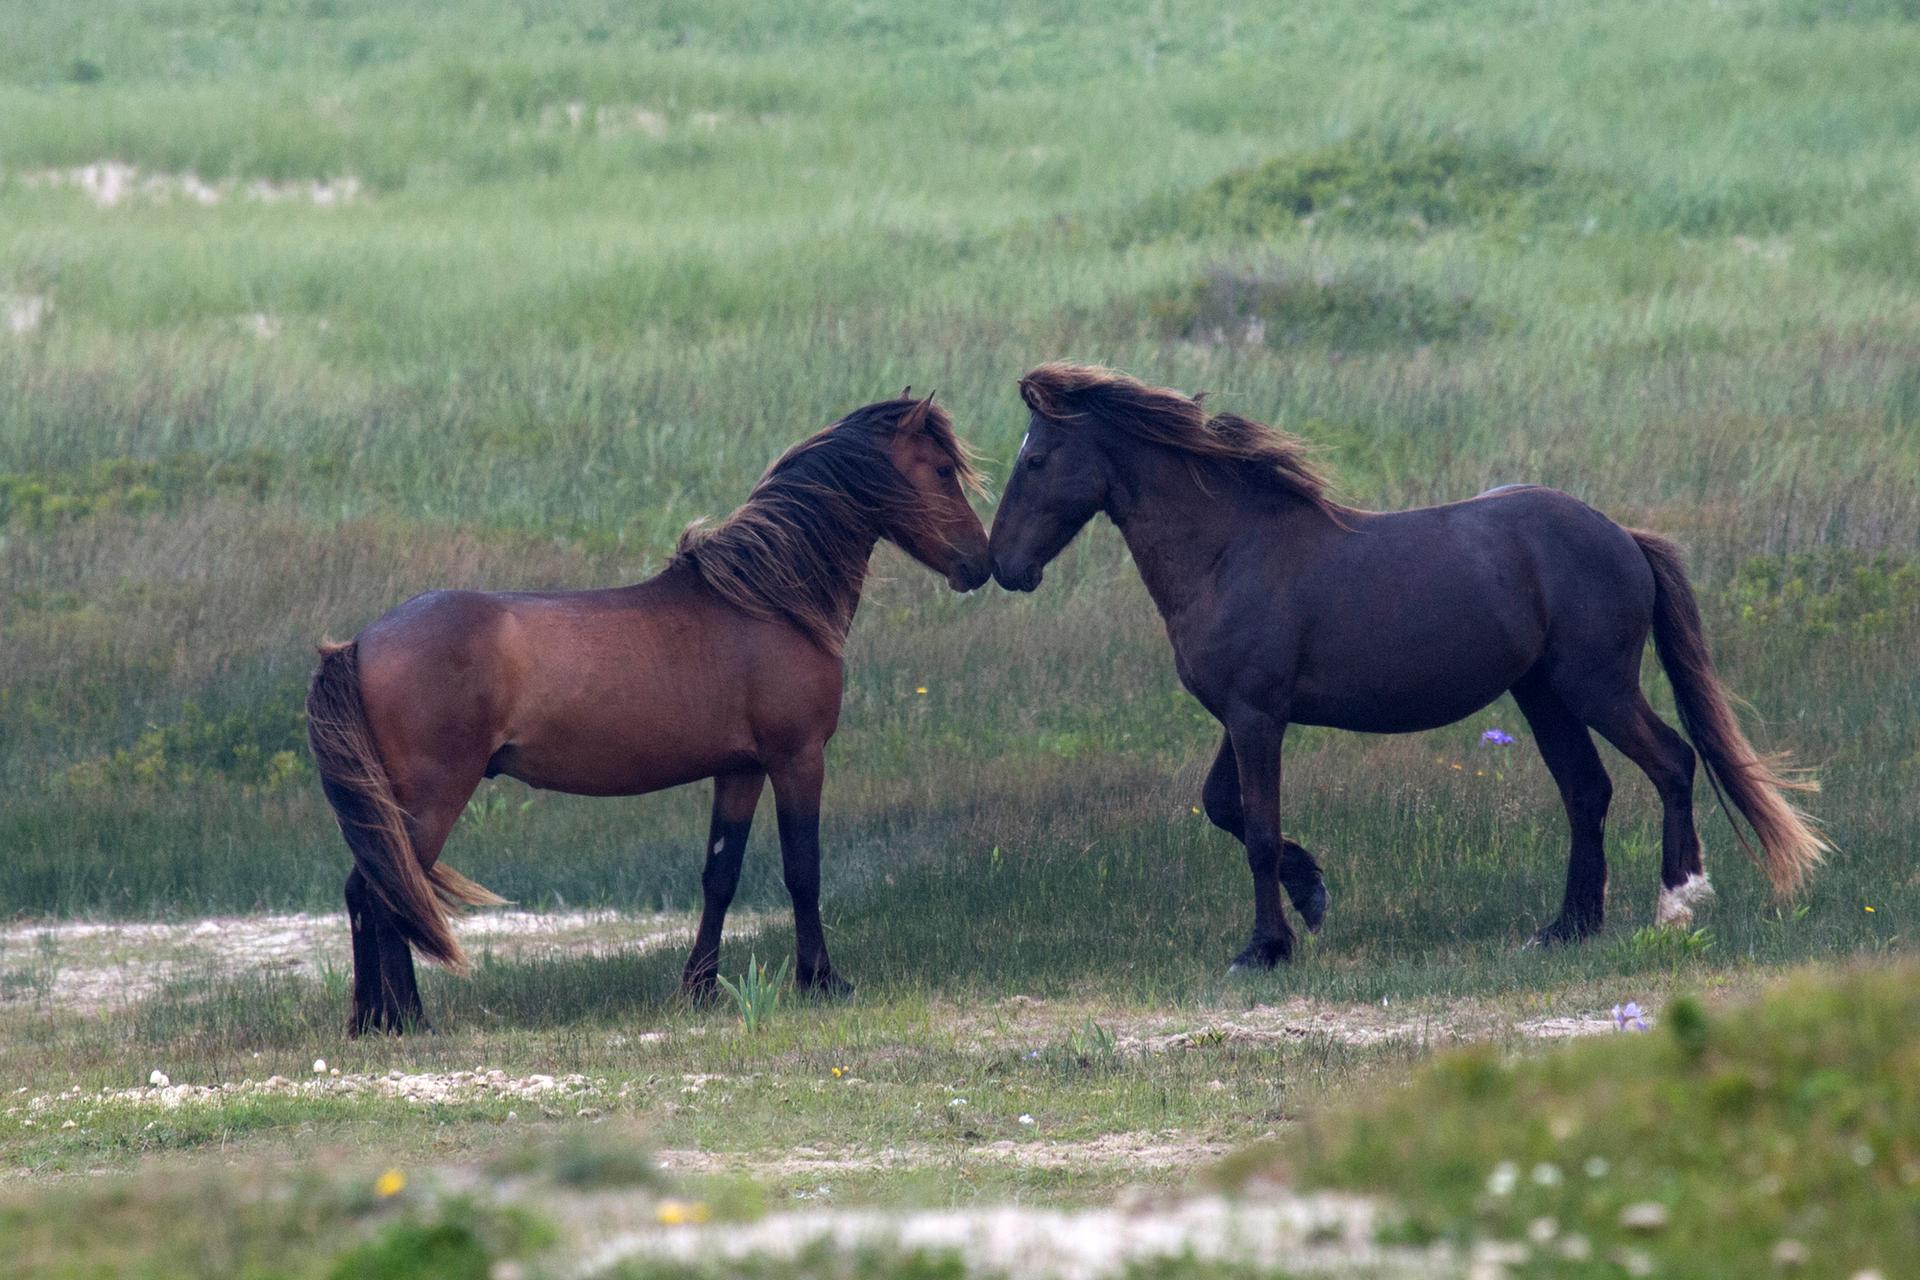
[308,394,988,1033]
[989,363,1826,969]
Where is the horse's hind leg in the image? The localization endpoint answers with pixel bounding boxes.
[1512,672,1613,946]
[1202,732,1327,932]
[1578,690,1709,928]
[349,771,481,1034]
[344,869,393,1034]
[681,769,767,999]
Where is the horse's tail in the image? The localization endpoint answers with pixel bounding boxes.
[306,640,499,972]
[1631,530,1829,896]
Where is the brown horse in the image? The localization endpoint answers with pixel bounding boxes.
[308,393,988,1033]
[989,363,1826,970]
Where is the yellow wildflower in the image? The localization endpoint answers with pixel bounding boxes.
[374,1168,406,1197]
[656,1199,712,1226]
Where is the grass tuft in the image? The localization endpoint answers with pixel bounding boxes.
[1267,962,1920,1277]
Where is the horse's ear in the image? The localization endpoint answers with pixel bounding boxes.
[1017,376,1044,415]
[896,391,936,435]
[900,385,913,399]
[1192,391,1209,408]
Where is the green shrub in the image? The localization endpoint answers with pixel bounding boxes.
[1160,131,1566,239]
[1272,963,1920,1278]
[65,699,308,792]
[0,451,281,531]
[1721,550,1920,638]
[326,1200,551,1280]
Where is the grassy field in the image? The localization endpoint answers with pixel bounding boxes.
[2,0,1918,1273]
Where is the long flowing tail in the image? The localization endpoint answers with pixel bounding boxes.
[1631,531,1830,895]
[306,640,502,972]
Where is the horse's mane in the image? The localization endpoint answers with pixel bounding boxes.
[1017,362,1339,517]
[672,396,979,654]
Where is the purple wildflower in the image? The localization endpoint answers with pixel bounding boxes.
[1612,1002,1648,1032]
[1482,729,1516,746]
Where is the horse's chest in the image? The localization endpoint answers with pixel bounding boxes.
[1165,616,1262,714]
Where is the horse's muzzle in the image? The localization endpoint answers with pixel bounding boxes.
[947,556,992,593]
[991,559,1043,593]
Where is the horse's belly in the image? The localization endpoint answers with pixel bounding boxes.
[487,632,766,794]
[1292,652,1530,734]
[490,728,755,798]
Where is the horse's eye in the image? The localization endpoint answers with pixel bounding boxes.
[1026,453,1047,471]
[936,465,955,480]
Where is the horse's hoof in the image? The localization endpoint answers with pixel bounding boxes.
[800,973,855,1001]
[1528,916,1600,950]
[1298,883,1330,934]
[1227,939,1292,973]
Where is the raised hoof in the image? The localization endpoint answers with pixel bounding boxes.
[1295,881,1330,934]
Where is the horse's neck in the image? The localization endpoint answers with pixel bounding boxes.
[819,531,880,640]
[1110,464,1328,624]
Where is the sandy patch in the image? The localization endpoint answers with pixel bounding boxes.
[0,910,713,1013]
[13,162,361,208]
[13,1068,604,1120]
[575,1191,1451,1279]
[655,1130,1232,1179]
[3,293,47,334]
[984,996,1648,1058]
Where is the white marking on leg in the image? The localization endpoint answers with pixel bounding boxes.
[710,838,725,857]
[1655,870,1715,927]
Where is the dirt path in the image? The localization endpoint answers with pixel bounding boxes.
[654,1130,1237,1179]
[0,910,723,1013]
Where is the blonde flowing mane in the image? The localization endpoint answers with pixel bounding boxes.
[1017,362,1340,517]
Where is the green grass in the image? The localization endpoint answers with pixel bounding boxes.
[2,0,1918,1266]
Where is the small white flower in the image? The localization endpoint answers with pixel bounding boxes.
[1018,1114,1035,1126]
[1531,1162,1563,1186]
[948,1097,968,1108]
[1584,1156,1610,1178]
[1614,1246,1655,1277]
[1486,1161,1518,1196]
[312,1059,327,1075]
[148,1070,170,1088]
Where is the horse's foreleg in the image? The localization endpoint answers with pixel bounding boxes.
[1226,712,1296,971]
[1202,731,1327,932]
[769,746,849,996]
[681,769,766,998]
